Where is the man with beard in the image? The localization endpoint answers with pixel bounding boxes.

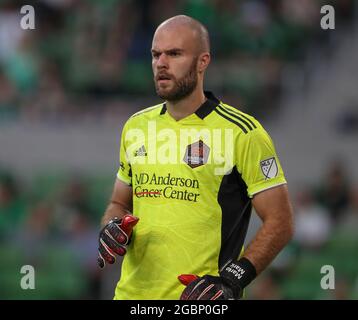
[97,15,294,300]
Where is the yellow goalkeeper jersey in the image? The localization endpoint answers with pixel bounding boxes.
[114,91,287,300]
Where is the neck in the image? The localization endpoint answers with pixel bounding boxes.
[166,87,206,121]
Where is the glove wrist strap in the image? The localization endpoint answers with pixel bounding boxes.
[220,257,257,298]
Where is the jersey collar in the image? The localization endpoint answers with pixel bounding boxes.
[160,91,220,120]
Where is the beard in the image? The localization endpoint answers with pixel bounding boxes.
[154,57,198,102]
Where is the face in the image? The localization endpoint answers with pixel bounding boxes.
[151,26,200,102]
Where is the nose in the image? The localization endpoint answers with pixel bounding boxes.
[156,53,169,69]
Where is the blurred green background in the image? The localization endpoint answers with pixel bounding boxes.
[1,0,358,299]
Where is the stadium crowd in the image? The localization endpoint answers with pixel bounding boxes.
[0,0,355,123]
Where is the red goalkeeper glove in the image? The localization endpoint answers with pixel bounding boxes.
[178,258,256,300]
[97,214,139,268]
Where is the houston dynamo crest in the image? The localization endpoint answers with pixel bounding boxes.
[183,140,210,168]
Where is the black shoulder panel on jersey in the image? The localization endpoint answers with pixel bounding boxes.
[217,166,252,269]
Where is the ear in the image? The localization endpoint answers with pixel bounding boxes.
[197,52,210,73]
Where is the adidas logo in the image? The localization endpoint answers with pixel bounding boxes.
[134,145,147,157]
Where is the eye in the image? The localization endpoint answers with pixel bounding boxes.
[169,51,180,57]
[152,52,160,59]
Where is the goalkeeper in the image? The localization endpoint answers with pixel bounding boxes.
[98,15,294,300]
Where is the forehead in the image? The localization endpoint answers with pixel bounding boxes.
[152,24,197,53]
